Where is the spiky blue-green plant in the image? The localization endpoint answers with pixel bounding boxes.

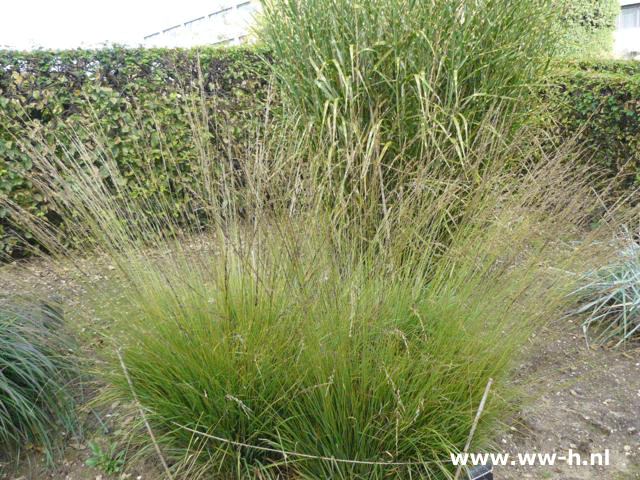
[573,242,640,345]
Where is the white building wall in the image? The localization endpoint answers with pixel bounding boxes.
[614,0,640,58]
[144,1,640,58]
[143,0,260,47]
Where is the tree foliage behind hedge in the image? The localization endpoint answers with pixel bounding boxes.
[0,46,271,257]
[555,0,619,58]
[546,60,640,192]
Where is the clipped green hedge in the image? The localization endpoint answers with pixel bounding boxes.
[546,61,640,192]
[0,46,271,257]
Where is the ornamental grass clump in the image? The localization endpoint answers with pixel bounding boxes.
[99,236,532,479]
[256,0,561,173]
[3,97,630,478]
[0,299,77,462]
[253,0,565,257]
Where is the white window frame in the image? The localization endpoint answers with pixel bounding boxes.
[619,3,640,30]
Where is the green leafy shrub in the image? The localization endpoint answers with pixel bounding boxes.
[0,299,77,461]
[0,46,271,258]
[545,61,640,193]
[555,0,619,58]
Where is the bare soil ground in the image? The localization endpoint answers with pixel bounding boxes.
[0,257,639,480]
[498,324,640,480]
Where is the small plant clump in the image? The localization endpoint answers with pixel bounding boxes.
[85,440,126,474]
